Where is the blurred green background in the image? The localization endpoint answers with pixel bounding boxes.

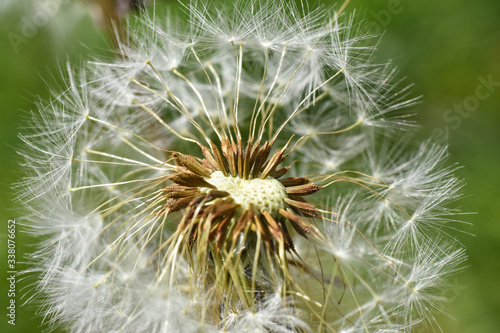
[0,0,498,332]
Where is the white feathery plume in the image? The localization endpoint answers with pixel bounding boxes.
[16,1,467,332]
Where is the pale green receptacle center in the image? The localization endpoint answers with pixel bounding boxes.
[202,171,287,216]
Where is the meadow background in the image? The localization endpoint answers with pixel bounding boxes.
[0,0,499,332]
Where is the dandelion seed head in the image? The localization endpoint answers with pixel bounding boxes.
[15,1,467,332]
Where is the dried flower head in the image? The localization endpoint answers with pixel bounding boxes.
[17,1,466,332]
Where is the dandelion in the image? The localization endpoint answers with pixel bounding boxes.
[17,1,466,332]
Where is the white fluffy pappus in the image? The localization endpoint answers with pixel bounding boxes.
[16,1,467,332]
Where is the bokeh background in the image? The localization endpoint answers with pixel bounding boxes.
[0,0,498,332]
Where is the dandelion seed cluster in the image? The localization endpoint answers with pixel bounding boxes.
[17,1,466,332]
